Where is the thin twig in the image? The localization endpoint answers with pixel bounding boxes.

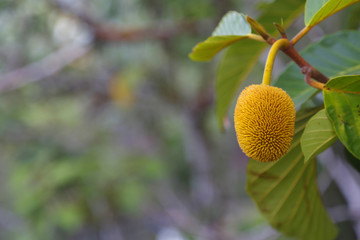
[0,43,91,92]
[50,0,199,42]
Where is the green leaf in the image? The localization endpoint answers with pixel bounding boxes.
[323,75,360,159]
[305,0,360,27]
[275,30,360,107]
[189,11,251,61]
[216,0,305,128]
[212,11,251,36]
[247,108,338,240]
[216,40,265,127]
[325,75,360,90]
[301,109,337,163]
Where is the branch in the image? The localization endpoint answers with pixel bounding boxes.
[93,22,198,42]
[50,0,199,42]
[248,16,329,84]
[0,43,90,92]
[263,38,329,84]
[282,44,329,83]
[0,0,202,92]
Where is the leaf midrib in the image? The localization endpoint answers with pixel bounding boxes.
[270,155,308,218]
[304,135,337,161]
[257,153,303,204]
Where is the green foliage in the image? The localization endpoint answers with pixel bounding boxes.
[190,0,360,239]
[247,108,338,240]
[276,30,360,107]
[305,0,360,26]
[301,109,337,162]
[216,0,305,127]
[324,75,360,159]
[189,0,305,127]
[189,12,252,61]
[216,40,265,128]
[4,0,360,239]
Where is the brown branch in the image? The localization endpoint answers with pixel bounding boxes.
[248,16,329,84]
[282,44,329,83]
[0,43,91,92]
[50,0,199,42]
[93,22,198,42]
[0,0,201,92]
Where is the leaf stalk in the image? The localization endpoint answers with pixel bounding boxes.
[290,26,312,45]
[302,67,325,90]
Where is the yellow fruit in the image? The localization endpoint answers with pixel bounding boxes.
[234,84,295,162]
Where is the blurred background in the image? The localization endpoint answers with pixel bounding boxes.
[0,0,360,239]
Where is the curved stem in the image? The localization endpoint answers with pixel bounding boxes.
[262,39,289,85]
[247,15,328,83]
[302,66,325,90]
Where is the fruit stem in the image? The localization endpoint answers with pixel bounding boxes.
[262,38,289,85]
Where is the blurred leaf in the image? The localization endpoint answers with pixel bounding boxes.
[247,108,338,240]
[323,75,360,159]
[305,0,360,27]
[47,161,81,188]
[189,11,252,61]
[275,30,360,107]
[215,0,305,128]
[20,98,85,128]
[141,159,166,180]
[109,71,136,107]
[50,203,83,232]
[344,3,360,29]
[118,181,145,214]
[301,109,337,162]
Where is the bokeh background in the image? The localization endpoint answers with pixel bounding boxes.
[0,0,360,239]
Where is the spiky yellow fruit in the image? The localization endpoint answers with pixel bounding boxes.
[234,84,295,162]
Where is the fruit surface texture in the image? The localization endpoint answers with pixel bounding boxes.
[234,84,295,162]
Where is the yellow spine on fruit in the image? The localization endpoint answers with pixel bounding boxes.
[234,84,295,162]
